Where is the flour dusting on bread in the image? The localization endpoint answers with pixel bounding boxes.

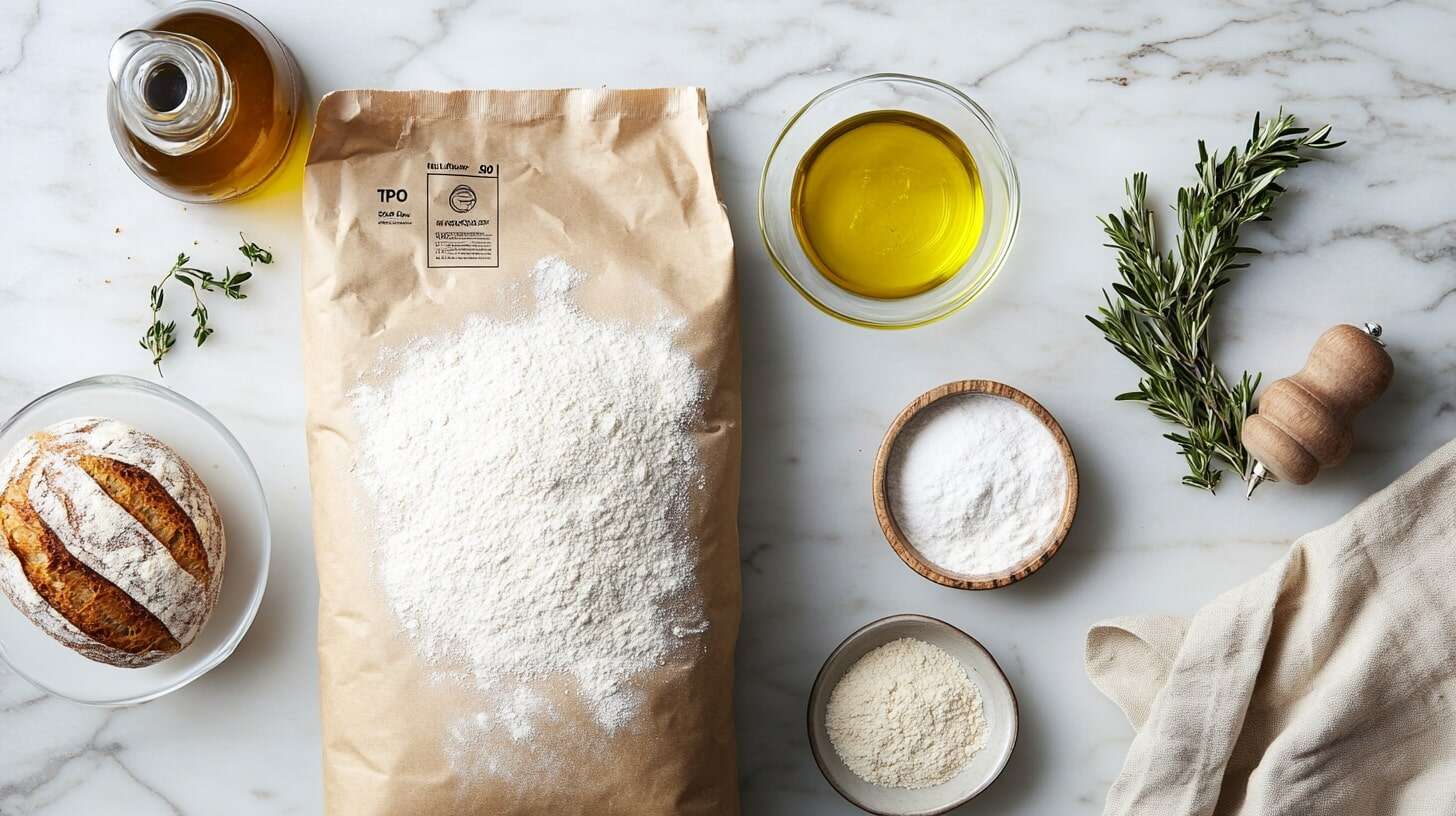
[0,417,226,668]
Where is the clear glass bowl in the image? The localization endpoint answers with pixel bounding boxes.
[0,375,271,705]
[759,74,1021,328]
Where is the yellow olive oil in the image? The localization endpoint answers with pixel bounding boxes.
[790,111,985,299]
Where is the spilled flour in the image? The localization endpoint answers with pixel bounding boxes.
[349,257,707,773]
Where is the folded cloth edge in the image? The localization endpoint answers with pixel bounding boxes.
[1086,615,1189,729]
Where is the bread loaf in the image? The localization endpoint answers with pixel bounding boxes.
[0,417,225,668]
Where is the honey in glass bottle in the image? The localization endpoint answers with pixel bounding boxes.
[107,1,300,203]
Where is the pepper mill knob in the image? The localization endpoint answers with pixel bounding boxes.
[1242,323,1394,497]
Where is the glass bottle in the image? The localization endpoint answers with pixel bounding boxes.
[107,1,300,203]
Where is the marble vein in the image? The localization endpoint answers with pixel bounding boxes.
[378,0,485,85]
[969,23,1138,88]
[0,709,184,816]
[0,0,40,78]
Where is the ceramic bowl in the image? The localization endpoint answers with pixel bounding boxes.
[0,375,271,705]
[807,614,1019,815]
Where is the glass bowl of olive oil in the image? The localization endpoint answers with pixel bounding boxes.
[760,74,1020,328]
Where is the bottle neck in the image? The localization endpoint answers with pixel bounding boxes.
[109,30,233,156]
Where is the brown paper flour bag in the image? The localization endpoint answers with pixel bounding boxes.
[301,89,740,815]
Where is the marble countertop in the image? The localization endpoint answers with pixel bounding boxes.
[2,1,1453,813]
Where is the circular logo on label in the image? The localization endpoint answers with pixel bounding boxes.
[448,184,478,214]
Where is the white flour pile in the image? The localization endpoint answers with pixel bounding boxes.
[826,637,987,788]
[887,394,1067,576]
[349,257,707,761]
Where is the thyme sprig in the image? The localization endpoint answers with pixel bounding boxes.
[238,232,273,265]
[1088,111,1341,492]
[140,237,273,375]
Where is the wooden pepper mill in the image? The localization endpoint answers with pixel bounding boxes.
[1243,323,1394,497]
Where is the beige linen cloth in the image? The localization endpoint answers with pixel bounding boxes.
[1086,438,1456,815]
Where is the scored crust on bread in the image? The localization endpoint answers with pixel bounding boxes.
[0,418,226,668]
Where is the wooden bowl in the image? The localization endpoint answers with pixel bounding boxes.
[807,614,1020,815]
[872,380,1078,590]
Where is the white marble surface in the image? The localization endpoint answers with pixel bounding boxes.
[1,1,1454,813]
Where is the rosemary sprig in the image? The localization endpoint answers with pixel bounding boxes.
[1088,111,1341,492]
[139,237,273,375]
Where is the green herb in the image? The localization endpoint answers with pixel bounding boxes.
[238,233,273,266]
[139,238,274,375]
[1088,111,1341,492]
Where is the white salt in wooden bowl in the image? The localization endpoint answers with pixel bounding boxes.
[807,614,1019,815]
[872,380,1078,590]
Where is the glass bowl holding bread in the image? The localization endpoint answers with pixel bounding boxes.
[0,375,270,705]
